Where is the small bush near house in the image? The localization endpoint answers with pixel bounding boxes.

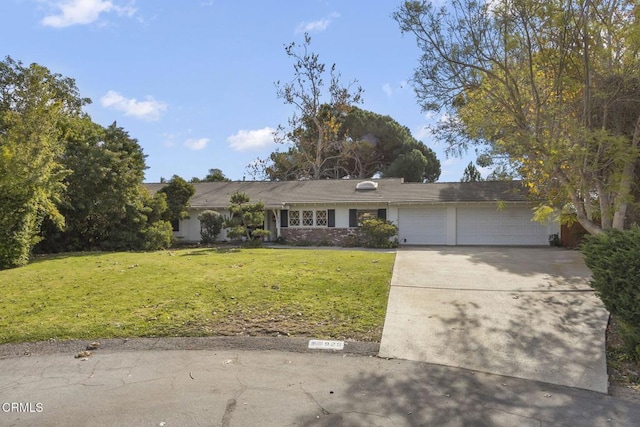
[198,210,224,244]
[142,221,174,250]
[225,191,270,245]
[360,218,398,249]
[582,226,640,360]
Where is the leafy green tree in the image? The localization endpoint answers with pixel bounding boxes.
[198,210,224,244]
[99,185,172,251]
[383,149,430,182]
[38,119,160,251]
[461,162,483,182]
[191,168,231,182]
[203,168,231,182]
[36,118,174,253]
[158,175,195,223]
[341,107,440,182]
[262,148,303,181]
[259,106,441,182]
[225,192,270,243]
[0,56,88,268]
[394,0,640,234]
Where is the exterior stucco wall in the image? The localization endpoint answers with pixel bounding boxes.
[174,208,231,243]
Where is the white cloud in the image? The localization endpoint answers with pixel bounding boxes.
[383,81,409,98]
[184,138,209,151]
[295,12,340,34]
[41,0,136,28]
[100,90,167,121]
[227,127,275,151]
[382,83,393,97]
[413,125,431,140]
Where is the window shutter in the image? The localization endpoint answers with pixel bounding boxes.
[280,210,288,228]
[377,208,387,221]
[349,209,358,227]
[328,209,335,227]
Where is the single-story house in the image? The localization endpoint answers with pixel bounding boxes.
[145,178,559,246]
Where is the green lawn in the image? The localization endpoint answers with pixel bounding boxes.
[0,248,395,344]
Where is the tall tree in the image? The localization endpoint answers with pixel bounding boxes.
[394,0,640,233]
[38,119,172,252]
[158,175,196,223]
[341,107,441,182]
[259,106,441,182]
[265,33,363,180]
[461,162,483,182]
[0,57,88,268]
[384,149,431,182]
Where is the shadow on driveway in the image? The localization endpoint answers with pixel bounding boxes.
[379,247,609,392]
[293,360,640,426]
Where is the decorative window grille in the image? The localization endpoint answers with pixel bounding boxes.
[302,210,314,226]
[315,210,327,226]
[289,210,300,226]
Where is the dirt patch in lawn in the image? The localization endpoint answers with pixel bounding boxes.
[607,315,640,403]
[196,311,383,343]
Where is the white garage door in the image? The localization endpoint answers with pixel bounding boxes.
[399,207,447,245]
[456,206,548,245]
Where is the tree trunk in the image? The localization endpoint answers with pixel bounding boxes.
[597,181,613,230]
[557,171,604,235]
[612,115,640,229]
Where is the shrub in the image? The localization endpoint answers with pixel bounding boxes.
[360,218,398,248]
[198,210,224,244]
[141,220,174,250]
[0,208,40,269]
[225,192,270,242]
[582,226,640,360]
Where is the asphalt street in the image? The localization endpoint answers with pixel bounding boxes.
[1,337,639,426]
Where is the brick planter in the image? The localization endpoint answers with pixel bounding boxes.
[280,228,359,246]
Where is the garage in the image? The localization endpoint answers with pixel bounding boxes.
[456,205,550,245]
[398,207,447,245]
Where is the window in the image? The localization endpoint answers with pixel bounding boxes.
[289,210,300,226]
[315,210,327,226]
[302,210,314,226]
[287,209,329,227]
[171,219,180,232]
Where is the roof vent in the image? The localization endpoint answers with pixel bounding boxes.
[356,181,378,191]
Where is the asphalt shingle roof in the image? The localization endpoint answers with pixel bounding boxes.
[145,179,531,209]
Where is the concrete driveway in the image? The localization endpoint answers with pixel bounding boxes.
[378,247,610,393]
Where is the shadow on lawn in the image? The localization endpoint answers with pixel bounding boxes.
[30,251,108,264]
[179,247,242,256]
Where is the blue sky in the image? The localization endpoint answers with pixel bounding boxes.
[2,0,478,182]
